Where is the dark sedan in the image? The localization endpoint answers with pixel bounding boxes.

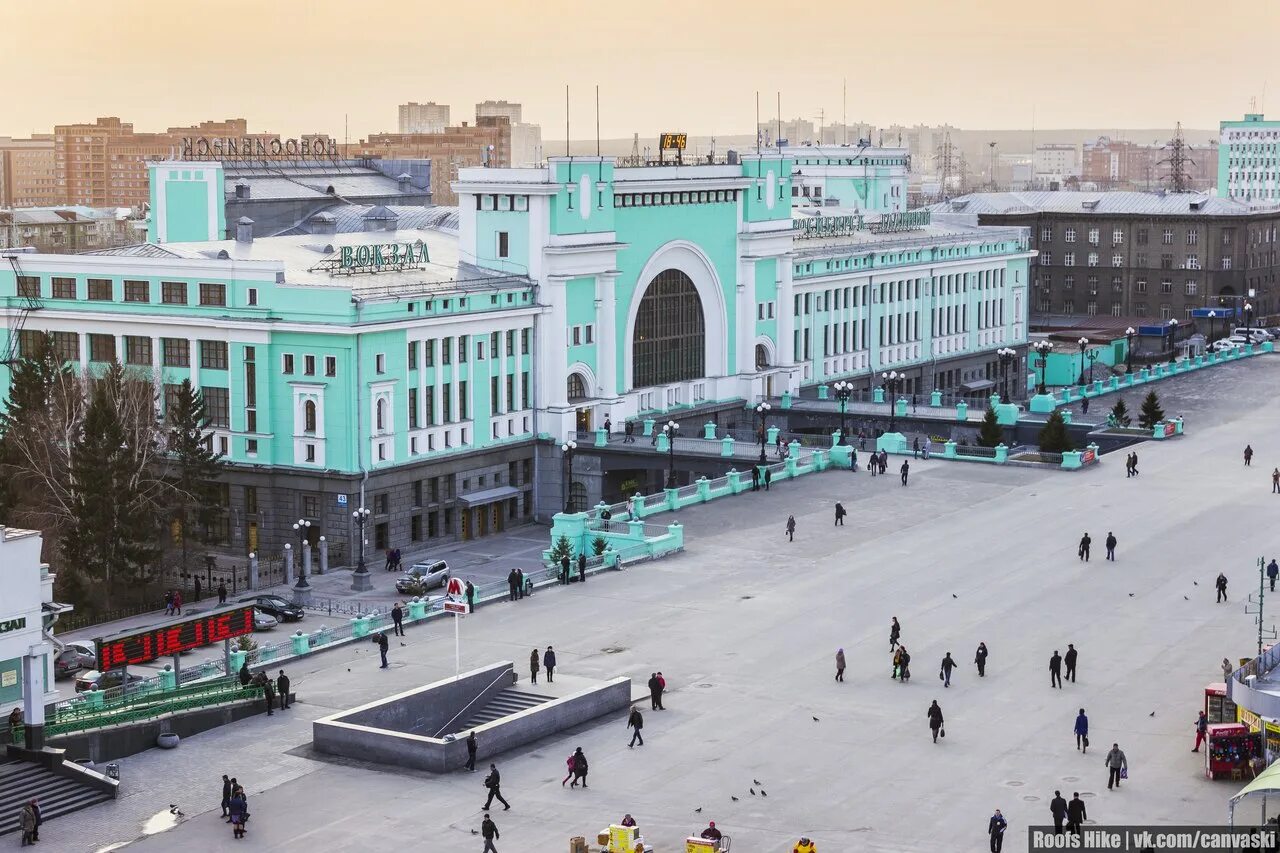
[239,594,305,622]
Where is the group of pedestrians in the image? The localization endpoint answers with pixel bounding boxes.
[1076,532,1118,561]
[1046,790,1089,837]
[383,548,403,572]
[16,799,40,846]
[219,775,250,839]
[529,646,556,683]
[505,568,532,601]
[163,589,184,616]
[1124,451,1139,477]
[558,553,589,584]
[1049,645,1080,688]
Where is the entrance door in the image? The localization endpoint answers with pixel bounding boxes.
[492,503,504,533]
[461,510,471,541]
[576,407,593,432]
[478,507,490,537]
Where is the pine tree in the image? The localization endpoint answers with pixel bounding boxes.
[1109,398,1132,428]
[550,534,574,562]
[0,332,70,517]
[1138,390,1165,430]
[61,367,161,602]
[165,379,224,571]
[592,536,608,556]
[1038,410,1074,453]
[977,407,1004,448]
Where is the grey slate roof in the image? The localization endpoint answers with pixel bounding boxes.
[928,191,1278,217]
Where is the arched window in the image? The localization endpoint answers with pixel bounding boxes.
[567,373,588,401]
[568,481,587,513]
[632,269,705,388]
[755,343,770,370]
[376,398,387,432]
[303,399,317,433]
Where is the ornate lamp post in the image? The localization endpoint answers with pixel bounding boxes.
[350,507,371,591]
[755,401,771,464]
[832,380,853,444]
[292,518,311,592]
[997,347,1016,401]
[1033,340,1054,395]
[1206,312,1216,349]
[560,440,577,512]
[1124,327,1136,372]
[1245,302,1255,337]
[663,421,679,488]
[1085,349,1100,382]
[1077,337,1089,385]
[883,370,902,433]
[1167,318,1179,363]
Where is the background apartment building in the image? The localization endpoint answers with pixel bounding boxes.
[349,116,512,204]
[398,101,450,134]
[933,191,1280,322]
[1082,137,1217,193]
[1219,113,1280,202]
[0,136,59,208]
[476,100,542,166]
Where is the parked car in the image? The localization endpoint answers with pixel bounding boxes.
[1232,327,1270,343]
[53,641,98,679]
[74,669,147,694]
[1212,338,1245,352]
[239,594,305,622]
[396,560,450,594]
[253,609,279,631]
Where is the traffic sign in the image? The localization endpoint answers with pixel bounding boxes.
[446,577,465,597]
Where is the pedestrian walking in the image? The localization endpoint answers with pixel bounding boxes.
[879,449,888,474]
[224,777,240,823]
[850,448,858,471]
[939,652,955,687]
[763,467,772,491]
[1049,790,1068,834]
[560,554,570,585]
[561,753,575,786]
[1223,657,1234,681]
[530,649,540,684]
[194,576,202,602]
[859,429,867,451]
[577,552,587,583]
[889,617,901,650]
[1268,559,1278,593]
[507,569,519,602]
[1272,468,1279,494]
[1049,650,1063,689]
[1104,743,1127,789]
[1081,396,1089,414]
[18,801,35,847]
[834,502,846,526]
[1066,793,1087,836]
[1193,711,1208,752]
[384,549,394,572]
[1064,644,1078,682]
[391,601,404,636]
[870,450,878,476]
[927,700,944,743]
[1105,532,1117,561]
[221,774,232,817]
[1074,708,1089,753]
[1216,572,1229,603]
[835,648,846,682]
[480,813,500,853]
[375,631,389,668]
[751,466,760,492]
[892,647,903,680]
[1245,444,1254,466]
[987,809,1007,853]
[466,580,475,610]
[1125,453,1134,478]
[913,437,921,458]
[164,589,174,615]
[1130,451,1139,475]
[543,646,556,682]
[228,789,247,839]
[974,642,989,677]
[922,439,931,460]
[900,459,910,486]
[276,670,290,710]
[1078,532,1091,562]
[569,747,589,787]
[627,707,644,747]
[898,646,912,682]
[624,420,635,443]
[466,731,478,771]
[483,763,511,810]
[603,416,612,439]
[172,590,183,616]
[218,581,227,604]
[785,514,796,542]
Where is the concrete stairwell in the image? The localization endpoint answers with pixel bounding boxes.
[0,756,114,836]
[456,688,553,732]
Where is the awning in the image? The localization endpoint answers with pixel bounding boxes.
[959,379,996,393]
[1231,760,1280,805]
[458,486,520,507]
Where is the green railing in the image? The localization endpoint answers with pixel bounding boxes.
[56,676,243,722]
[14,686,266,740]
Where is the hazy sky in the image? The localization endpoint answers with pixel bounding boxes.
[2,0,1274,140]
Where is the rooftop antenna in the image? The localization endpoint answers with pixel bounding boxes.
[843,77,847,145]
[595,85,604,208]
[776,91,781,150]
[755,91,763,199]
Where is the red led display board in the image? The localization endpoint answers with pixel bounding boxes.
[94,606,255,671]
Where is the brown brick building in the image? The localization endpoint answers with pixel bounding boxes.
[1080,137,1217,193]
[0,136,59,208]
[348,116,511,204]
[932,191,1280,323]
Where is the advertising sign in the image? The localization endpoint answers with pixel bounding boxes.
[95,606,255,670]
[1080,448,1096,464]
[1162,421,1176,437]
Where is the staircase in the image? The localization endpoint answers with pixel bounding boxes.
[0,758,113,836]
[456,689,553,732]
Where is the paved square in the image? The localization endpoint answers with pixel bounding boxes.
[60,362,1274,852]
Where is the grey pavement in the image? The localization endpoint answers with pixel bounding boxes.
[37,357,1278,851]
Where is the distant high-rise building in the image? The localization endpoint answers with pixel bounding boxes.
[398,102,451,135]
[1219,113,1280,201]
[1082,136,1216,193]
[0,136,58,208]
[476,100,541,166]
[475,100,522,125]
[1032,144,1081,189]
[351,116,512,204]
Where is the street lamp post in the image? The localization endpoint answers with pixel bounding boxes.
[350,507,372,591]
[1206,312,1216,349]
[883,370,902,433]
[755,402,771,464]
[1167,318,1179,363]
[1033,341,1054,395]
[1086,349,1100,382]
[560,440,577,513]
[1124,327,1136,373]
[1077,337,1089,385]
[1245,302,1255,338]
[832,380,853,443]
[663,421,679,488]
[292,519,311,591]
[997,347,1016,402]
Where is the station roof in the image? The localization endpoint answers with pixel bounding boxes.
[929,191,1278,218]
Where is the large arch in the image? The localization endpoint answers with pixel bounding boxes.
[754,335,777,369]
[623,240,728,390]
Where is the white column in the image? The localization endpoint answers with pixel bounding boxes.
[540,277,570,406]
[736,261,756,374]
[777,254,796,366]
[597,274,619,396]
[188,338,200,390]
[150,335,161,378]
[77,331,88,370]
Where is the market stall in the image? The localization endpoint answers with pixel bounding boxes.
[1207,722,1263,780]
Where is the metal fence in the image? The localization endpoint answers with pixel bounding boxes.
[953,444,998,458]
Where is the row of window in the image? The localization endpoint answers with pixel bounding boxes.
[282,353,338,377]
[401,330,532,372]
[1040,251,1206,270]
[1039,226,1222,247]
[1040,300,1199,320]
[1038,275,1200,296]
[613,189,741,208]
[14,276,238,306]
[18,330,232,369]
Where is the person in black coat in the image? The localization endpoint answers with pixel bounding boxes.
[987,809,1007,853]
[889,617,901,650]
[238,661,252,687]
[217,581,227,604]
[560,555,571,585]
[507,569,520,602]
[391,601,404,636]
[974,642,989,677]
[570,747,589,787]
[1078,532,1091,561]
[627,707,644,747]
[834,502,846,526]
[276,670,290,710]
[465,731,478,772]
[577,553,587,583]
[465,581,476,610]
[1049,650,1063,688]
[1049,790,1068,834]
[220,774,232,817]
[1064,644,1078,682]
[483,764,510,810]
[1066,793,1087,836]
[927,700,944,742]
[543,646,556,682]
[763,467,772,491]
[376,632,389,668]
[647,673,663,710]
[480,813,500,853]
[1105,532,1117,561]
[751,465,760,491]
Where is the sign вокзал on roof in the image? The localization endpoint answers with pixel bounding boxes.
[181,136,339,160]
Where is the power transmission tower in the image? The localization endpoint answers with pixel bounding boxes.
[935,130,959,201]
[988,141,999,190]
[1158,122,1195,193]
[627,133,641,166]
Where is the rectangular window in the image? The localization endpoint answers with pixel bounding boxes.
[202,387,230,428]
[375,353,386,374]
[52,332,78,362]
[408,388,419,428]
[247,288,258,306]
[442,383,452,421]
[497,231,509,258]
[162,281,187,304]
[521,328,529,354]
[459,381,468,420]
[1065,228,1076,243]
[87,278,112,300]
[585,325,594,344]
[1112,229,1124,245]
[1063,252,1075,267]
[1136,278,1147,293]
[424,386,435,425]
[88,333,115,363]
[16,276,40,299]
[305,444,316,463]
[425,339,435,366]
[244,486,258,514]
[1087,228,1099,245]
[246,409,257,432]
[443,336,453,364]
[1162,228,1173,245]
[1185,279,1198,296]
[407,341,417,370]
[304,354,316,376]
[51,277,75,299]
[1160,279,1173,294]
[325,355,336,377]
[123,280,149,302]
[506,330,515,356]
[200,340,228,369]
[1137,229,1148,245]
[1040,226,1053,242]
[521,372,530,408]
[282,353,295,374]
[491,376,500,414]
[125,336,151,366]
[199,283,226,306]
[1040,251,1052,266]
[476,340,486,360]
[1161,254,1172,269]
[458,336,468,363]
[1112,254,1123,267]
[162,338,190,367]
[1187,228,1199,245]
[1087,252,1098,267]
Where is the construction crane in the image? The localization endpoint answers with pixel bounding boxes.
[2,249,43,366]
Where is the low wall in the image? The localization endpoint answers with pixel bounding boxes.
[46,697,267,763]
[339,661,513,737]
[313,666,631,773]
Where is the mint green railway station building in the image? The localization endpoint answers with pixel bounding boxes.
[0,148,1032,557]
